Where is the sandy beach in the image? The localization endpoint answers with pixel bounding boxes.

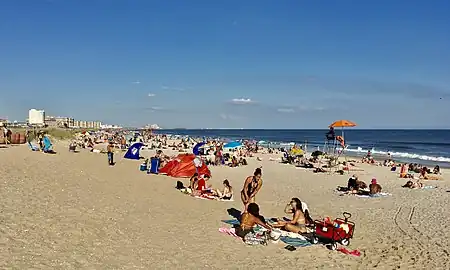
[1,142,449,269]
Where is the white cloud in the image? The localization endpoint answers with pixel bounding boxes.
[220,113,242,120]
[161,85,185,91]
[231,98,253,104]
[150,106,163,111]
[277,108,295,113]
[147,93,156,97]
[132,81,141,84]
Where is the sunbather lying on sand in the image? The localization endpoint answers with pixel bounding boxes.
[236,203,272,238]
[273,198,309,233]
[402,180,424,189]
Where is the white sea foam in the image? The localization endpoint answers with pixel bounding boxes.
[343,146,450,163]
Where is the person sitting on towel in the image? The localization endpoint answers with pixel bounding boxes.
[193,174,212,196]
[433,165,440,174]
[369,179,382,195]
[189,173,199,191]
[420,167,440,180]
[347,175,367,193]
[273,198,308,233]
[236,203,272,238]
[283,198,314,225]
[213,179,233,200]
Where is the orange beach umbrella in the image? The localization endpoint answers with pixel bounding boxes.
[329,120,357,128]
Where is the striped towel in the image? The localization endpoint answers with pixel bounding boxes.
[219,227,240,238]
[280,236,312,247]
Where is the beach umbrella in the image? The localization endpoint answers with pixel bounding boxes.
[328,119,357,152]
[329,120,357,128]
[193,142,206,155]
[223,141,243,149]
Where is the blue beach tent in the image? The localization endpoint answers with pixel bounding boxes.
[193,142,206,156]
[124,142,144,160]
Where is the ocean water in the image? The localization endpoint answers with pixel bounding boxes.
[154,129,450,167]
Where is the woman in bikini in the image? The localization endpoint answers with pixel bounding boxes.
[236,203,272,238]
[420,167,441,180]
[214,179,233,200]
[241,168,263,212]
[273,198,308,233]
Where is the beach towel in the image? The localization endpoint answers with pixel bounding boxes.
[355,192,391,198]
[280,236,312,247]
[28,142,39,151]
[222,219,240,226]
[194,194,234,201]
[337,247,361,257]
[218,227,240,238]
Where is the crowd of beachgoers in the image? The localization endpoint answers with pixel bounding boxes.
[1,127,449,268]
[35,129,445,244]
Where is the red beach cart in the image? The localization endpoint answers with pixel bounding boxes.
[311,212,355,250]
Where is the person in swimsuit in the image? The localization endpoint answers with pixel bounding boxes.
[214,179,233,200]
[241,168,263,212]
[236,203,272,238]
[402,180,424,189]
[273,198,308,233]
[189,173,199,191]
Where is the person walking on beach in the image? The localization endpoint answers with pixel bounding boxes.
[107,141,115,166]
[241,167,263,212]
[2,124,10,144]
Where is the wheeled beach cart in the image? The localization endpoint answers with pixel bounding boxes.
[311,212,355,250]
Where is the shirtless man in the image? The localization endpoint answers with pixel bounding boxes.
[241,168,263,212]
[369,179,382,195]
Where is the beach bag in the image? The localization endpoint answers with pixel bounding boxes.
[244,231,268,246]
[149,157,160,174]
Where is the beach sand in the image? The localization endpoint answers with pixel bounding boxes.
[1,142,449,269]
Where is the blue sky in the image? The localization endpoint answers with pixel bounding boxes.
[0,0,449,129]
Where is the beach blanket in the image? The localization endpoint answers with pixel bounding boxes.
[222,219,240,226]
[280,236,312,247]
[218,227,240,238]
[355,192,391,198]
[28,142,39,151]
[194,195,234,201]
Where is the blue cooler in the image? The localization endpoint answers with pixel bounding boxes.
[148,157,160,174]
[140,164,147,171]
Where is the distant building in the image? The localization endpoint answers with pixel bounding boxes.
[28,109,45,125]
[45,116,74,128]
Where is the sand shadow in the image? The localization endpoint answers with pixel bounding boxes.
[227,208,242,220]
[44,150,57,154]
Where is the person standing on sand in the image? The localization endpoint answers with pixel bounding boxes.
[241,168,263,212]
[107,141,115,166]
